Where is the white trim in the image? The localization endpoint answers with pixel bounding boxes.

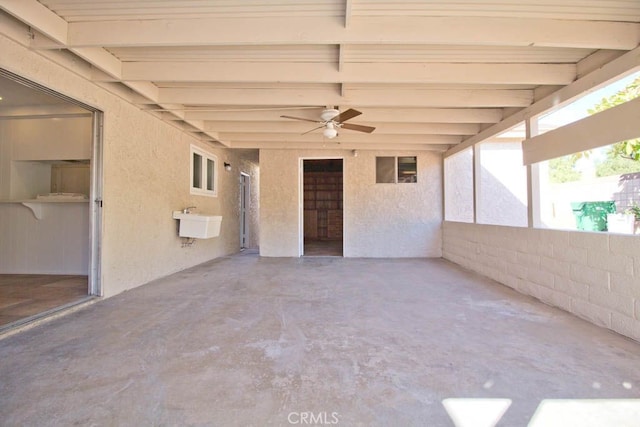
[522,96,640,165]
[190,144,218,197]
[240,172,250,249]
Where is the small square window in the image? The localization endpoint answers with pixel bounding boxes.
[376,156,417,183]
[398,156,417,183]
[376,157,396,183]
[191,145,218,197]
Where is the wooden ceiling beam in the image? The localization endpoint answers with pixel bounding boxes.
[0,0,67,44]
[184,107,502,123]
[219,132,461,145]
[230,141,450,151]
[59,16,639,50]
[121,62,576,86]
[204,120,480,135]
[159,87,532,108]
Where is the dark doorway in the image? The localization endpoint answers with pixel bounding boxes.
[303,159,343,256]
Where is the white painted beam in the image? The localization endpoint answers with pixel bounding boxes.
[0,0,163,106]
[159,87,532,108]
[205,121,479,135]
[73,47,122,78]
[445,44,640,157]
[123,81,159,103]
[0,0,67,44]
[522,97,640,165]
[63,16,639,50]
[185,107,502,123]
[344,0,352,28]
[122,62,576,85]
[218,132,461,145]
[231,141,450,151]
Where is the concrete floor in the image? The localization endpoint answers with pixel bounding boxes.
[1,253,639,426]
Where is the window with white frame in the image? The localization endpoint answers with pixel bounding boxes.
[191,145,218,197]
[376,156,417,183]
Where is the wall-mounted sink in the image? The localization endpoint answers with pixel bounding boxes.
[172,211,222,239]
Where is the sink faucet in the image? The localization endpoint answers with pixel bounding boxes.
[183,206,196,214]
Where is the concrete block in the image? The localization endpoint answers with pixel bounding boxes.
[497,247,518,264]
[495,271,511,287]
[527,267,555,289]
[478,252,499,266]
[570,264,609,289]
[506,263,528,280]
[537,286,572,311]
[538,229,570,248]
[516,252,541,268]
[443,253,464,266]
[517,280,541,300]
[610,273,639,298]
[480,243,499,257]
[553,246,587,265]
[569,231,609,251]
[609,234,640,256]
[480,265,502,282]
[501,227,528,252]
[527,239,553,256]
[501,274,521,290]
[589,287,634,317]
[475,225,495,244]
[587,250,634,276]
[571,299,612,328]
[541,256,570,278]
[554,276,589,300]
[611,313,640,343]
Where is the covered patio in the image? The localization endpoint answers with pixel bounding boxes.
[1,253,639,426]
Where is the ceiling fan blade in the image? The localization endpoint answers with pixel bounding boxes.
[340,123,376,133]
[332,108,362,123]
[280,115,321,123]
[301,124,326,135]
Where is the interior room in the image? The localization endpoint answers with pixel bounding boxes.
[0,73,95,328]
[303,158,343,256]
[0,1,639,425]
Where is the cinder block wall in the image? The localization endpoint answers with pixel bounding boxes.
[442,221,640,342]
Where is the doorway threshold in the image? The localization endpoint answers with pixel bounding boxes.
[0,296,98,339]
[303,240,343,257]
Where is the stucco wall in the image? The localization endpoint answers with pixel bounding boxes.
[442,221,640,342]
[260,149,442,257]
[444,148,474,222]
[0,33,258,297]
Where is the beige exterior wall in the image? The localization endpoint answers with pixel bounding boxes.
[0,33,258,297]
[260,149,442,257]
[442,221,640,342]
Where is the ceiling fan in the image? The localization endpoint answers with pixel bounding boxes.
[280,108,375,139]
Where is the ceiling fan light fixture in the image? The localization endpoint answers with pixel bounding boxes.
[323,126,338,139]
[320,108,340,122]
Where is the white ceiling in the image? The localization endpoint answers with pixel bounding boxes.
[1,1,639,151]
